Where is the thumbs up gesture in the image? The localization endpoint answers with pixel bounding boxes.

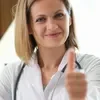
[65,49,87,100]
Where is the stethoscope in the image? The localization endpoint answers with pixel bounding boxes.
[14,61,82,100]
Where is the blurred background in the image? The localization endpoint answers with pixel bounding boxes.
[0,0,100,72]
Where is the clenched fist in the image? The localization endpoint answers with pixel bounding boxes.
[65,49,87,100]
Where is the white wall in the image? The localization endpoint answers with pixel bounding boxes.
[71,0,100,57]
[0,20,20,65]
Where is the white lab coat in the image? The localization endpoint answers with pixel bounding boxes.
[0,51,100,100]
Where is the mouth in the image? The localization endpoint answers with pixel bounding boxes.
[45,32,61,38]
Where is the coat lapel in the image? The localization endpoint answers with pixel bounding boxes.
[23,53,44,99]
[25,64,44,96]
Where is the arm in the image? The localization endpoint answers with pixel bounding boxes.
[0,64,12,100]
[81,55,100,100]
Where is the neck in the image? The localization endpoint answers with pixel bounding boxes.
[37,45,66,69]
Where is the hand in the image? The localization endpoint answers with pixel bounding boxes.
[65,48,87,100]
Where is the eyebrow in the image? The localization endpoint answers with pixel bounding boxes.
[35,9,64,17]
[54,9,64,14]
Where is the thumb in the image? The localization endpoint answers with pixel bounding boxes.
[66,48,76,73]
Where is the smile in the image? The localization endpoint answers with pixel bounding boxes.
[45,32,61,38]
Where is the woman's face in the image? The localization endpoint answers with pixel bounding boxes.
[30,0,71,48]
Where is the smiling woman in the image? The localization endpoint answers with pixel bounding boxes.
[29,0,71,49]
[15,0,78,63]
[0,0,100,100]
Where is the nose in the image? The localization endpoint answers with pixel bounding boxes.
[46,18,58,31]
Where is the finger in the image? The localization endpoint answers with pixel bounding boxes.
[66,48,76,73]
[66,73,86,80]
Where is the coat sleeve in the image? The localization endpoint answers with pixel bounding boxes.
[79,54,100,100]
[0,64,12,100]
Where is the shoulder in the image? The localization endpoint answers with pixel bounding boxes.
[76,53,100,70]
[76,53,100,62]
[0,60,24,97]
[0,52,37,80]
[0,60,24,82]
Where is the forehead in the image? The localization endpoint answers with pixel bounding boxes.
[30,0,67,15]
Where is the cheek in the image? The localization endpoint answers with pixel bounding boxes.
[64,19,70,33]
[61,20,69,35]
[60,17,70,30]
[32,25,45,43]
[61,19,70,41]
[33,25,44,37]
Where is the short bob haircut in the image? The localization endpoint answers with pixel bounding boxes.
[15,0,79,63]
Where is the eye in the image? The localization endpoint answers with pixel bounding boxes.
[36,17,46,23]
[54,13,64,19]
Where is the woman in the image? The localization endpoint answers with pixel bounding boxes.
[0,0,100,100]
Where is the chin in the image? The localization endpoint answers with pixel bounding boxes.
[45,42,65,48]
[40,38,66,48]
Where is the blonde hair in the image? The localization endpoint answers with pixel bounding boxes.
[15,0,78,63]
